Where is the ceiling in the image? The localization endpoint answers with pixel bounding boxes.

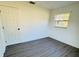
[34,1,79,9]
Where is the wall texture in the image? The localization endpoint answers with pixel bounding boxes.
[0,2,49,45]
[15,3,50,45]
[49,3,79,48]
[0,1,79,49]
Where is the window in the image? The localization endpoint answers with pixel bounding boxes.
[54,13,70,28]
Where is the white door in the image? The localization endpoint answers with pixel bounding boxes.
[4,7,19,45]
[0,6,19,45]
[0,12,5,57]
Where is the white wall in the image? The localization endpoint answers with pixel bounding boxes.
[0,2,49,45]
[49,3,79,48]
[17,4,49,44]
[0,1,79,49]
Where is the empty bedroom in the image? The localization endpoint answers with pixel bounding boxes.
[0,1,79,57]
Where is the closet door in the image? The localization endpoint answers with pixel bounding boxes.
[0,12,5,57]
[1,6,19,45]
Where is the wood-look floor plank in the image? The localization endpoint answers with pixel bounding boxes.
[4,37,79,57]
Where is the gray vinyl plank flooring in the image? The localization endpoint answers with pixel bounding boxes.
[4,37,79,57]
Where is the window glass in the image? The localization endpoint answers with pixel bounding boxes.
[54,13,70,28]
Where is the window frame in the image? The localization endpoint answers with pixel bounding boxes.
[54,13,70,28]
